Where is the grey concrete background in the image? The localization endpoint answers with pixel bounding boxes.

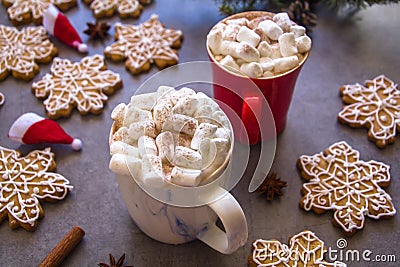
[0,1,399,266]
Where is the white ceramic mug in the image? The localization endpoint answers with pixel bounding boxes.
[109,121,248,254]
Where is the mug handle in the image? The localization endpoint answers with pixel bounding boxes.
[240,95,262,144]
[197,188,248,254]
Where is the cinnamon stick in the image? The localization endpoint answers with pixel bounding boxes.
[38,226,85,267]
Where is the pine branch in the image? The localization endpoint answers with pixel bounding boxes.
[322,0,400,10]
[216,0,265,14]
[216,0,400,15]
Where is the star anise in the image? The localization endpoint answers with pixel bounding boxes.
[256,172,287,201]
[84,21,111,41]
[98,253,133,267]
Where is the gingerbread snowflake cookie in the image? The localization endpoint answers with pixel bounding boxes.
[104,14,183,75]
[2,0,77,25]
[0,146,72,231]
[249,230,346,267]
[0,25,58,81]
[297,141,396,236]
[32,54,122,119]
[338,75,400,148]
[83,0,151,19]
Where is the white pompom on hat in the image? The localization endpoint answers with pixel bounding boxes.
[8,112,82,151]
[43,4,88,53]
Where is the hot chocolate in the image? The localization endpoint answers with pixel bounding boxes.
[109,86,232,187]
[207,12,312,78]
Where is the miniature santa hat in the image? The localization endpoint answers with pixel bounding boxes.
[8,113,82,151]
[43,4,88,53]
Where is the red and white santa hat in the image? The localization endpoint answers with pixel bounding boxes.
[8,113,82,151]
[43,4,88,53]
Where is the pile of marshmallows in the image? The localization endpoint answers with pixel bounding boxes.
[207,12,312,78]
[109,86,231,188]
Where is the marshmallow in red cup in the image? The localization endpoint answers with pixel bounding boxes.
[207,11,311,144]
[109,86,247,254]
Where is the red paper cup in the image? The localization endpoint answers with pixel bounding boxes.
[207,11,310,144]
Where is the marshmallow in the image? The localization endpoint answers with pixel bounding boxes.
[214,55,224,61]
[109,154,142,177]
[207,28,224,55]
[240,62,263,78]
[236,26,261,47]
[169,87,196,105]
[112,126,136,145]
[220,40,260,62]
[170,167,202,187]
[141,154,165,188]
[236,58,247,65]
[172,132,192,148]
[153,99,173,130]
[258,20,283,41]
[200,138,230,180]
[273,13,292,32]
[270,44,282,59]
[258,41,272,57]
[214,127,231,140]
[225,18,249,26]
[290,25,306,38]
[253,27,270,42]
[138,135,158,157]
[219,55,240,72]
[212,110,230,129]
[248,15,274,29]
[191,122,218,150]
[214,22,227,32]
[196,92,220,112]
[263,71,274,78]
[164,114,198,136]
[296,35,312,53]
[130,92,156,111]
[223,24,240,41]
[111,103,126,128]
[127,119,156,140]
[297,53,306,63]
[110,141,139,158]
[199,138,217,169]
[156,131,175,163]
[173,146,202,169]
[172,96,199,116]
[194,105,214,118]
[273,56,299,73]
[209,138,230,165]
[156,85,175,100]
[124,105,152,126]
[279,32,298,57]
[259,57,275,71]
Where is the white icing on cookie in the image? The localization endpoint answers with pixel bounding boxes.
[298,141,396,235]
[32,54,122,118]
[338,75,400,147]
[104,14,182,75]
[0,146,72,229]
[4,0,76,24]
[0,25,56,80]
[84,0,147,18]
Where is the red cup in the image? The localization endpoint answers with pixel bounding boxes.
[207,11,310,144]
